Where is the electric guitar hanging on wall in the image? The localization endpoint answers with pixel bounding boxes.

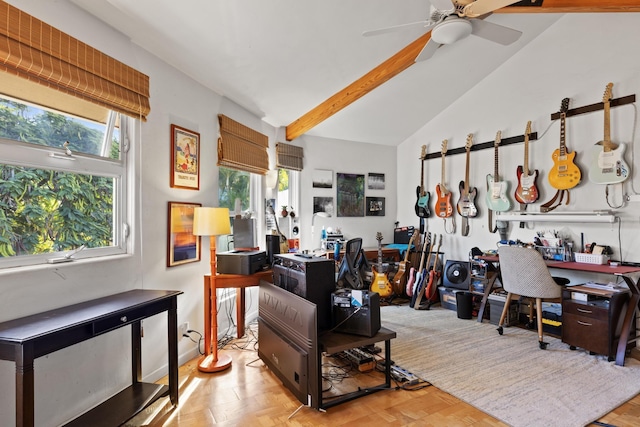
[415,145,431,218]
[514,121,539,204]
[370,232,392,298]
[485,131,511,212]
[588,82,629,184]
[435,140,453,218]
[456,134,478,218]
[548,98,581,190]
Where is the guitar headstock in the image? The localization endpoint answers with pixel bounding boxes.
[494,130,502,147]
[420,145,426,160]
[525,120,532,136]
[441,139,448,155]
[376,232,383,242]
[603,82,613,103]
[465,134,473,151]
[560,97,570,114]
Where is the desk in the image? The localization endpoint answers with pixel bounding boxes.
[318,327,396,409]
[0,289,181,427]
[205,269,273,341]
[478,256,640,366]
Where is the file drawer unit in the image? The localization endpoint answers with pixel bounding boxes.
[561,288,631,361]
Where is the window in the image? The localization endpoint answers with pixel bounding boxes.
[0,95,130,268]
[218,167,251,215]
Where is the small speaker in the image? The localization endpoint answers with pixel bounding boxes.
[443,260,471,290]
[266,234,280,266]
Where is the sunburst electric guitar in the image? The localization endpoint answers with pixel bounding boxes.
[370,232,392,298]
[548,98,581,190]
[514,121,539,204]
[589,82,629,184]
[415,145,431,217]
[435,140,453,218]
[485,131,511,212]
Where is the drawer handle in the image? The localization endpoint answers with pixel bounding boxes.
[576,308,593,314]
[120,316,128,322]
[577,320,592,326]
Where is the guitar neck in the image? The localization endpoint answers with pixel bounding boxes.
[560,113,567,156]
[464,149,470,193]
[523,134,530,176]
[441,153,446,190]
[603,101,612,151]
[493,144,499,181]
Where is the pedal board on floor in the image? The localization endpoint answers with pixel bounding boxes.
[376,360,420,384]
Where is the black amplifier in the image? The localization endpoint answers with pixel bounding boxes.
[331,289,381,337]
[217,250,266,275]
[272,253,336,331]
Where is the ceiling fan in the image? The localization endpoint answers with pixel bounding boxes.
[363,0,523,62]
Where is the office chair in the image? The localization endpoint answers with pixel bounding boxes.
[496,245,568,349]
[337,238,367,289]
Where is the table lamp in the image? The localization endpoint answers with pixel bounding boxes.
[192,207,232,373]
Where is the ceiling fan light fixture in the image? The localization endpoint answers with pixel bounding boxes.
[431,18,472,45]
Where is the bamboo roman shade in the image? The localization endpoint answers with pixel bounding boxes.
[276,142,304,171]
[217,114,269,174]
[0,1,150,120]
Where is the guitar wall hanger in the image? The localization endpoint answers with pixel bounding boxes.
[550,94,635,121]
[422,132,538,160]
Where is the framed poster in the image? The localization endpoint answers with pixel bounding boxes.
[367,173,385,190]
[366,197,385,216]
[170,124,200,189]
[312,169,333,188]
[336,173,365,217]
[313,196,334,215]
[167,201,201,267]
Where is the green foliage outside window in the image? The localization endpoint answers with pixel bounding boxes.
[218,167,250,212]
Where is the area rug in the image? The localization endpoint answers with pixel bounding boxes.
[381,305,640,427]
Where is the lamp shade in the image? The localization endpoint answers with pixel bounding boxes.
[192,207,231,236]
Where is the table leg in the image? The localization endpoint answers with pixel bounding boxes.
[131,320,142,383]
[168,297,179,406]
[615,276,639,366]
[15,344,34,427]
[476,275,497,323]
[236,288,246,339]
[384,339,391,387]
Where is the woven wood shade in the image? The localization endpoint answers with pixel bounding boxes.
[0,1,150,120]
[217,114,269,174]
[276,142,303,171]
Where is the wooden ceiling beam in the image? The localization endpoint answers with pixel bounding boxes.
[285,1,640,140]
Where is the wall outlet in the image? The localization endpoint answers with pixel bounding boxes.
[179,322,189,339]
[625,194,640,203]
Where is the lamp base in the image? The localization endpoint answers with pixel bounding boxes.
[197,353,232,373]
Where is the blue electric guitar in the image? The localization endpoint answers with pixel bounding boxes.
[589,83,629,184]
[415,145,431,217]
[485,131,511,212]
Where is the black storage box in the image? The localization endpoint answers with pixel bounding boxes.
[217,250,266,275]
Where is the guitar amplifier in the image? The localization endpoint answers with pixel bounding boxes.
[394,226,415,244]
[331,289,381,337]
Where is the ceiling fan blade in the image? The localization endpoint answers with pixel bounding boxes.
[462,0,520,18]
[363,20,432,37]
[469,19,522,45]
[415,38,442,62]
[430,0,456,12]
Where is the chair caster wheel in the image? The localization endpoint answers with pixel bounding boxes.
[539,341,548,350]
[569,346,576,350]
[497,326,503,335]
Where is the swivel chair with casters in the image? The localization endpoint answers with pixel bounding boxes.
[496,246,568,349]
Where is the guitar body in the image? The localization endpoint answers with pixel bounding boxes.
[514,166,539,204]
[588,142,629,184]
[405,266,416,297]
[435,184,453,218]
[415,185,431,218]
[485,174,511,212]
[456,180,478,217]
[425,269,441,303]
[370,266,393,298]
[392,233,417,295]
[410,268,427,308]
[548,149,581,190]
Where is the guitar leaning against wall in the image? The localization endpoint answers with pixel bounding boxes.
[392,231,417,296]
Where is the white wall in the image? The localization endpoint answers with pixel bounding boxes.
[397,13,640,285]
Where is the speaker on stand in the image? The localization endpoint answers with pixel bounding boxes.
[442,260,471,290]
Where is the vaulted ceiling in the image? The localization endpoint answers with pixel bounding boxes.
[71,0,640,146]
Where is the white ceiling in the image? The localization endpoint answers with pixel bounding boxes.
[70,0,563,146]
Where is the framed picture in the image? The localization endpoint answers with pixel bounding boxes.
[167,201,201,267]
[368,173,385,190]
[366,197,385,216]
[336,173,365,217]
[170,124,200,190]
[313,196,334,215]
[312,169,333,188]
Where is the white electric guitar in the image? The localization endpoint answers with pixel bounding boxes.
[485,131,511,212]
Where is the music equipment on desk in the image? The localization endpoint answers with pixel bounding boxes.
[217,250,266,275]
[485,130,511,212]
[392,231,417,296]
[457,134,478,236]
[272,253,336,331]
[370,232,392,298]
[515,120,539,204]
[415,145,431,218]
[589,82,629,184]
[435,140,453,219]
[549,97,581,190]
[331,288,381,337]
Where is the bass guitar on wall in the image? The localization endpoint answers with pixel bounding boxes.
[548,98,581,190]
[485,131,511,212]
[370,232,392,298]
[589,82,629,184]
[435,140,454,216]
[415,145,431,217]
[514,121,539,204]
[456,134,478,236]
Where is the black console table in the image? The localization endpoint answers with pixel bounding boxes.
[0,289,182,427]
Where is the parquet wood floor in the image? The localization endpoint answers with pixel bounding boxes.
[128,343,640,427]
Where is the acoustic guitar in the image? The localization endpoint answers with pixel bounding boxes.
[457,134,478,218]
[435,140,453,218]
[589,82,629,184]
[485,131,511,212]
[548,98,581,190]
[514,121,539,204]
[392,231,417,296]
[415,145,431,217]
[370,232,392,298]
